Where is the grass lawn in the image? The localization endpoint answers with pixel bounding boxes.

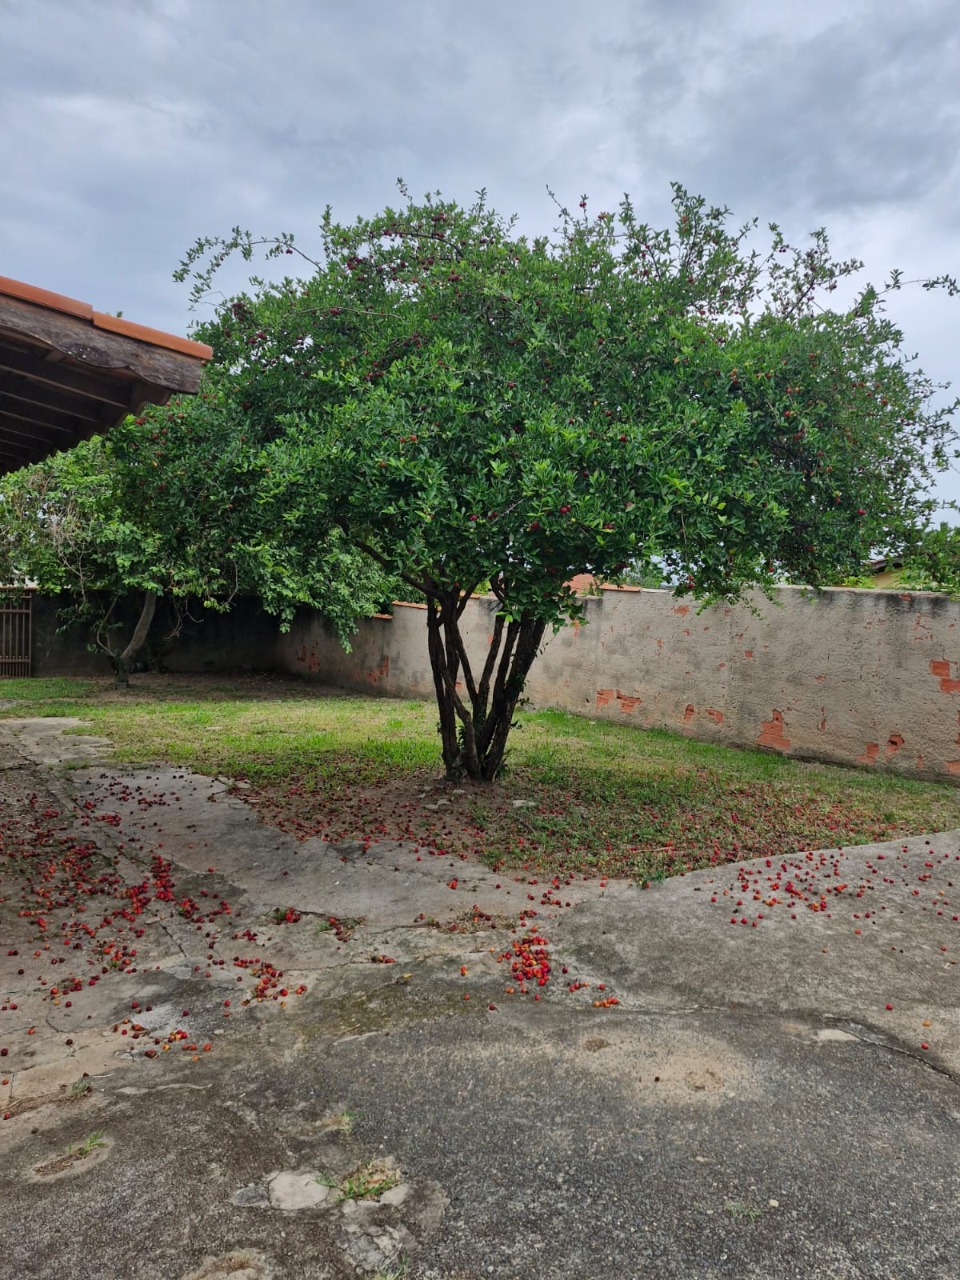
[1,673,957,881]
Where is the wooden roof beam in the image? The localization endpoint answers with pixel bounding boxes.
[0,343,131,408]
[0,429,60,467]
[0,399,98,437]
[0,293,208,395]
[1,376,113,424]
[0,275,211,474]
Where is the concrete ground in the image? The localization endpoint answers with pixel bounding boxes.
[1,716,959,1280]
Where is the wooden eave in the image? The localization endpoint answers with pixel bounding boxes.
[0,275,212,475]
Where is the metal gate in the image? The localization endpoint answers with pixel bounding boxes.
[0,589,32,677]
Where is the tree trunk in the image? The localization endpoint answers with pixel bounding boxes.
[426,592,547,782]
[112,589,159,685]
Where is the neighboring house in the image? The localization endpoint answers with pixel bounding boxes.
[866,557,904,588]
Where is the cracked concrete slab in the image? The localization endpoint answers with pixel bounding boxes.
[1,716,959,1279]
[267,1170,337,1211]
[65,760,632,929]
[547,831,960,1078]
[1,716,114,767]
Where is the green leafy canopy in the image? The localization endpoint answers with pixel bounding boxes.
[0,379,396,672]
[179,181,958,628]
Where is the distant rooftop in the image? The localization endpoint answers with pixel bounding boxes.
[0,275,212,475]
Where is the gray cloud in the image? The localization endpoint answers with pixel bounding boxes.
[623,0,960,218]
[1,0,957,504]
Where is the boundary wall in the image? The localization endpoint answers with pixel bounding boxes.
[29,593,279,677]
[277,586,960,783]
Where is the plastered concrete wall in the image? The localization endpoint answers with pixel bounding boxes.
[278,587,960,783]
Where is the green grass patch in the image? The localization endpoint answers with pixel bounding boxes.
[0,675,104,715]
[1,674,956,879]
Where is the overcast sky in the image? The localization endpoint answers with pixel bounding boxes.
[2,0,958,509]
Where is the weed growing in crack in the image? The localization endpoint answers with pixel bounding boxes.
[371,1262,407,1280]
[69,1129,107,1159]
[317,1158,400,1202]
[320,1107,359,1134]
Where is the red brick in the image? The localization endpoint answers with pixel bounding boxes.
[757,710,791,752]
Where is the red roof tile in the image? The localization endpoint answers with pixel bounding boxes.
[0,274,212,360]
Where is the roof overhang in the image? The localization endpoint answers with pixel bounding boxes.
[0,275,212,475]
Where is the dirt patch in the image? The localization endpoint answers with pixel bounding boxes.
[243,767,517,865]
[566,1023,758,1105]
[182,1251,275,1280]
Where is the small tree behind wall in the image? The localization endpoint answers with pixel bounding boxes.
[0,386,397,682]
[0,435,182,682]
[178,184,958,780]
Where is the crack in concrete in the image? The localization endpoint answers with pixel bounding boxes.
[690,1002,960,1089]
[830,1022,960,1087]
[157,922,193,960]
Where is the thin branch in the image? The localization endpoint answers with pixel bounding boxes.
[489,618,521,710]
[448,615,478,704]
[436,631,474,725]
[477,611,506,709]
[454,582,482,619]
[352,537,428,595]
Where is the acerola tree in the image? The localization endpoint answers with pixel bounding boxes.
[0,380,395,681]
[178,184,958,780]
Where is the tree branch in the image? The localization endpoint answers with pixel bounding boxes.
[352,536,427,595]
[477,610,506,710]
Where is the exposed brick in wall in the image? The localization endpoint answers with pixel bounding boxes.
[277,586,960,784]
[757,709,791,753]
[931,658,960,694]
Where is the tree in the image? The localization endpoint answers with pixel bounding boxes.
[0,433,191,681]
[899,521,960,592]
[177,183,958,780]
[0,379,396,681]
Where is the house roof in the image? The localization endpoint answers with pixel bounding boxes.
[0,275,212,475]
